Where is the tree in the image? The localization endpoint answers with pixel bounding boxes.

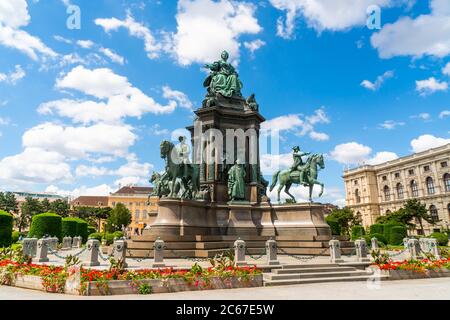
[376,208,414,228]
[18,197,43,232]
[106,203,131,232]
[327,207,360,236]
[0,192,19,215]
[93,207,112,232]
[50,199,70,217]
[41,198,52,212]
[404,199,434,235]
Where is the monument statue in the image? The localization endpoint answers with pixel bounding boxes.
[174,136,191,179]
[227,160,246,201]
[246,93,259,111]
[269,148,325,203]
[203,50,243,101]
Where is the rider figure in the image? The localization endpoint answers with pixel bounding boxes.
[290,146,310,172]
[176,136,191,178]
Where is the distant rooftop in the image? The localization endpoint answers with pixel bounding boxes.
[8,191,66,199]
[71,196,109,207]
[344,143,450,175]
[111,186,154,195]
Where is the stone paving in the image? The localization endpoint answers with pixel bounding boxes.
[1,277,449,300]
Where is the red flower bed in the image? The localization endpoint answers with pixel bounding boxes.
[373,258,450,273]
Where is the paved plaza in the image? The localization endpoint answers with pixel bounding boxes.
[1,277,449,300]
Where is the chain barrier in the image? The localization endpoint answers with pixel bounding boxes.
[126,249,152,262]
[45,243,87,260]
[341,247,357,258]
[277,247,329,262]
[98,247,115,262]
[245,248,266,261]
[168,249,211,262]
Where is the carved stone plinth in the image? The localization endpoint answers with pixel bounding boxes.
[227,201,258,236]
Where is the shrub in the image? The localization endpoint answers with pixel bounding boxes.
[88,226,96,235]
[369,224,384,235]
[28,212,62,240]
[370,233,387,245]
[389,226,407,245]
[430,232,448,246]
[61,218,78,238]
[103,233,115,245]
[0,210,13,247]
[383,222,403,240]
[351,225,365,240]
[73,218,88,243]
[112,231,124,239]
[11,231,21,243]
[326,217,341,235]
[88,232,102,242]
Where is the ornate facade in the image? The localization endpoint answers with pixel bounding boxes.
[343,143,450,235]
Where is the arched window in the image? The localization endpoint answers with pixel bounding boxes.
[355,189,361,204]
[429,205,439,222]
[444,173,450,192]
[410,180,419,197]
[134,210,140,220]
[383,185,390,201]
[426,177,435,195]
[143,210,148,219]
[447,203,450,218]
[396,183,404,199]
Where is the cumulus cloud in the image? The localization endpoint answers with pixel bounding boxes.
[378,120,405,130]
[76,40,94,49]
[365,151,399,165]
[243,39,266,55]
[411,113,431,121]
[371,0,450,59]
[444,62,450,76]
[329,142,398,166]
[269,0,391,39]
[38,66,188,124]
[0,0,57,60]
[162,85,193,110]
[439,110,450,119]
[0,65,25,85]
[46,184,114,198]
[360,70,394,91]
[415,77,448,95]
[410,134,450,153]
[99,47,125,65]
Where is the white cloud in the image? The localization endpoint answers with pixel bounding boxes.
[46,184,114,198]
[411,112,431,121]
[0,147,72,184]
[0,0,57,60]
[443,62,450,76]
[95,12,161,59]
[162,85,193,110]
[0,65,25,85]
[371,0,450,59]
[378,120,405,130]
[269,0,391,39]
[149,124,170,136]
[360,70,394,91]
[411,134,450,153]
[260,153,292,175]
[168,0,261,66]
[99,47,125,65]
[415,77,448,95]
[76,39,94,49]
[54,35,72,44]
[75,165,110,177]
[365,151,398,165]
[330,142,372,165]
[22,122,137,159]
[309,131,329,141]
[244,39,266,55]
[439,110,450,119]
[39,66,179,124]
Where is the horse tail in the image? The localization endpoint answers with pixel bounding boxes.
[269,171,280,192]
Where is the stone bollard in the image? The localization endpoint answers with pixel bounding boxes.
[403,237,409,249]
[72,236,82,248]
[419,238,428,252]
[371,237,379,251]
[428,238,441,260]
[23,238,37,258]
[234,238,247,266]
[33,239,49,263]
[83,239,100,266]
[49,237,58,250]
[408,238,421,260]
[329,239,343,263]
[265,238,280,265]
[355,239,370,262]
[113,238,128,268]
[151,238,166,268]
[62,236,72,250]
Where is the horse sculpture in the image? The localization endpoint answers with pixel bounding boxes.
[269,153,325,203]
[159,140,200,199]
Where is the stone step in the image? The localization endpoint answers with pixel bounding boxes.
[264,274,389,286]
[264,270,368,281]
[273,266,357,274]
[281,263,337,269]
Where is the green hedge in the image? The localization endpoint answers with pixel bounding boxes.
[383,222,403,240]
[87,226,96,235]
[88,232,102,242]
[430,232,448,246]
[28,212,62,240]
[61,218,78,237]
[369,224,384,235]
[103,233,115,245]
[0,210,13,247]
[351,225,365,240]
[113,231,124,239]
[326,217,341,235]
[11,231,21,243]
[74,218,88,243]
[389,226,407,245]
[370,233,387,245]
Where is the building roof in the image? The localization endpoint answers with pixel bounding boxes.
[9,191,65,200]
[71,196,109,207]
[111,186,154,195]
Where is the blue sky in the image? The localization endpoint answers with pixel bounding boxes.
[0,0,449,205]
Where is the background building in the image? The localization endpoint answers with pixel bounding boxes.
[343,143,450,235]
[108,186,158,235]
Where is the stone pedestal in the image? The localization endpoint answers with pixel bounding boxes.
[62,237,72,250]
[83,239,100,267]
[371,237,379,250]
[355,239,370,262]
[234,238,247,266]
[113,239,128,268]
[227,201,258,236]
[266,239,279,265]
[329,239,343,263]
[33,239,49,263]
[152,238,166,268]
[408,238,421,260]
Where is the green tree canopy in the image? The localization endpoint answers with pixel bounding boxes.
[50,199,70,217]
[106,203,131,233]
[327,207,360,236]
